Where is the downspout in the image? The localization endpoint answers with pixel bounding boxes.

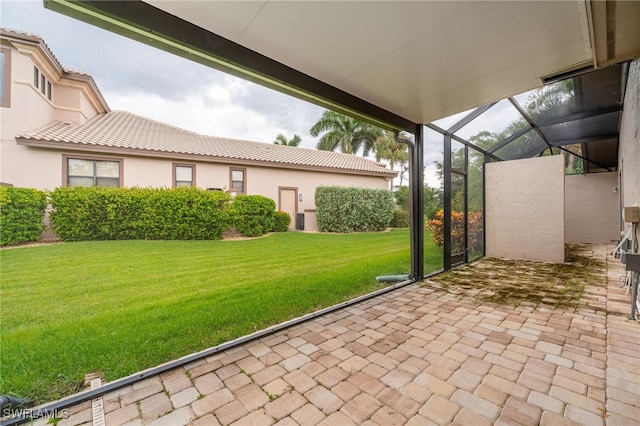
[376,130,418,283]
[393,127,424,279]
[376,130,416,284]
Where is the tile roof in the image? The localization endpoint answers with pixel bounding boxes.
[17,111,396,177]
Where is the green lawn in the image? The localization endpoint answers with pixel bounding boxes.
[0,229,442,403]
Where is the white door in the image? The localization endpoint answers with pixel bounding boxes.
[279,188,297,230]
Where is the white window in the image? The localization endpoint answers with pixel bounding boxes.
[174,164,195,188]
[33,66,52,100]
[230,168,246,193]
[66,157,121,187]
[0,48,10,107]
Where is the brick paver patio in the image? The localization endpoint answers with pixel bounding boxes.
[34,245,639,425]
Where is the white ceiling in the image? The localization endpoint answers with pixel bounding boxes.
[145,0,608,124]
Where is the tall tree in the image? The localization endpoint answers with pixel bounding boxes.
[273,133,302,147]
[374,131,409,171]
[310,110,382,156]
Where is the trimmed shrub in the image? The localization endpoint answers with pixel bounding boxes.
[389,209,410,228]
[0,187,47,246]
[49,186,232,241]
[315,186,394,233]
[271,211,291,232]
[231,195,276,237]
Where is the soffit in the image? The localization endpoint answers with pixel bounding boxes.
[145,0,595,124]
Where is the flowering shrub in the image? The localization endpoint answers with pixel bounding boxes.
[427,209,483,252]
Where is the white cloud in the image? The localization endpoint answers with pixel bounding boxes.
[107,82,323,149]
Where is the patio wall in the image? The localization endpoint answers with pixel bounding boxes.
[485,155,565,263]
[618,59,640,238]
[565,172,618,244]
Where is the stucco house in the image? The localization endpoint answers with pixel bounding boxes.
[0,28,396,231]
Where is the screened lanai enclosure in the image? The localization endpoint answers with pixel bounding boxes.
[424,62,627,270]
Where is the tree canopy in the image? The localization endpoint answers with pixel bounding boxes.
[273,133,302,147]
[310,110,382,156]
[375,131,409,171]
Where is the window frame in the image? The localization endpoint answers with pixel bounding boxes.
[1,48,11,108]
[33,66,52,101]
[229,167,247,194]
[173,162,196,188]
[62,154,124,188]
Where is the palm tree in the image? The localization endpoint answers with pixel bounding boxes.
[374,131,409,171]
[273,133,302,147]
[310,110,382,156]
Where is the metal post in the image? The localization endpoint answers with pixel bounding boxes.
[631,272,638,320]
[443,134,452,270]
[413,125,425,279]
[463,145,469,263]
[483,154,490,257]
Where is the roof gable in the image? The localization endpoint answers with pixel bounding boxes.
[1,27,110,113]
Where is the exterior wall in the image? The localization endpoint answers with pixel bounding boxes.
[618,59,640,242]
[565,172,618,243]
[486,155,565,263]
[245,167,390,219]
[0,40,101,186]
[8,148,391,231]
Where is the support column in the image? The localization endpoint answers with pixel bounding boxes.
[443,134,452,271]
[412,125,425,279]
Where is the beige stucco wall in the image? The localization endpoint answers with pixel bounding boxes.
[565,172,618,243]
[246,166,390,217]
[1,40,101,187]
[486,155,565,263]
[3,145,391,232]
[618,59,640,241]
[123,155,391,225]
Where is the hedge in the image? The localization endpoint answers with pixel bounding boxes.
[315,186,394,233]
[389,209,410,228]
[231,194,278,237]
[0,187,47,246]
[49,187,232,241]
[272,211,291,232]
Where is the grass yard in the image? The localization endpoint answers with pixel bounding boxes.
[1,229,442,403]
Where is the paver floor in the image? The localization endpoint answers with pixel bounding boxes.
[36,245,640,425]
